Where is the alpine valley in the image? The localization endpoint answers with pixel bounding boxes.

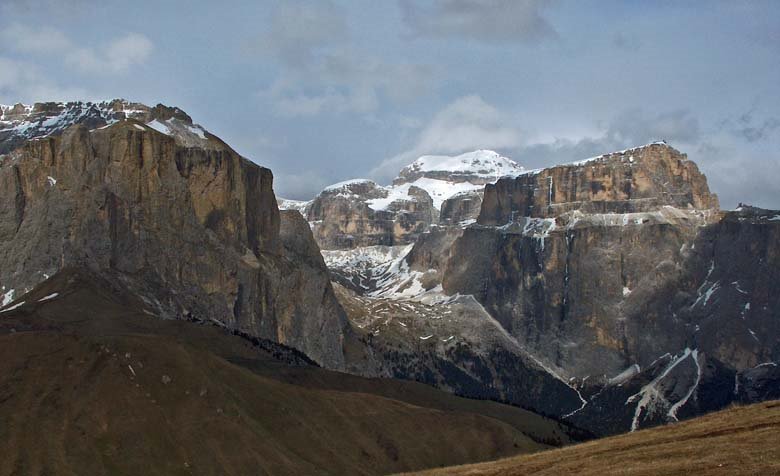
[1,100,778,475]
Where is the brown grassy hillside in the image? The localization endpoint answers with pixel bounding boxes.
[0,268,578,476]
[402,399,780,476]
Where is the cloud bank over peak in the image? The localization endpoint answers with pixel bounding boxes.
[370,95,523,183]
[2,24,153,74]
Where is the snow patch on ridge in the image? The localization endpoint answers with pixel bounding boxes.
[0,301,25,313]
[625,348,700,431]
[516,141,671,177]
[278,198,311,214]
[366,178,484,211]
[1,289,14,307]
[400,150,523,179]
[323,179,376,192]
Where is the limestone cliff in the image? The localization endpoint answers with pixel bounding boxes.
[307,179,436,249]
[478,142,718,224]
[324,142,779,435]
[0,103,348,369]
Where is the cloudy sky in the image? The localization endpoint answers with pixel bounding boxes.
[1,0,778,207]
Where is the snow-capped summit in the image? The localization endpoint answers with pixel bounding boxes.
[395,149,524,186]
[304,149,523,249]
[0,99,213,154]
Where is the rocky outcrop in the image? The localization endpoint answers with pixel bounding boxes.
[446,148,776,383]
[302,150,523,250]
[478,142,718,224]
[439,190,483,225]
[306,179,437,249]
[444,207,715,378]
[0,99,214,154]
[0,109,348,369]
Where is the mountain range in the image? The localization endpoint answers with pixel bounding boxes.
[1,99,777,473]
[281,136,779,436]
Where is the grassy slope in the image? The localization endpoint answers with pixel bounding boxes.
[0,269,575,475]
[402,399,780,476]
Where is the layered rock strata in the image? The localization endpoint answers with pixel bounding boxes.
[0,102,348,368]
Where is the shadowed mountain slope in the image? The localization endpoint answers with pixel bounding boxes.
[0,268,581,476]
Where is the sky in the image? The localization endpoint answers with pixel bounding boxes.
[1,0,778,208]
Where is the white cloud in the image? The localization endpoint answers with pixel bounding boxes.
[1,24,153,74]
[0,57,88,102]
[66,33,154,74]
[260,78,380,118]
[273,170,333,201]
[370,95,522,182]
[0,24,72,54]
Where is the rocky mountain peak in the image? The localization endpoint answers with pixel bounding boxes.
[395,149,524,186]
[0,102,350,369]
[320,179,385,198]
[300,150,524,249]
[0,99,212,154]
[478,141,719,224]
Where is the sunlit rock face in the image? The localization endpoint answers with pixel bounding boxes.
[0,102,348,369]
[478,142,718,224]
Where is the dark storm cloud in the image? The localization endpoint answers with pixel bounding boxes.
[252,0,347,69]
[612,31,641,51]
[605,109,701,145]
[399,0,558,44]
[252,1,434,118]
[515,109,700,168]
[695,141,780,210]
[721,111,780,143]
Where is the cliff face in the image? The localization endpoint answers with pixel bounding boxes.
[437,144,778,434]
[446,144,778,383]
[0,108,347,369]
[307,180,436,249]
[478,142,718,224]
[324,141,778,435]
[444,208,715,378]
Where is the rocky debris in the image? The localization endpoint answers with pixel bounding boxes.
[334,284,586,418]
[320,245,412,294]
[161,375,172,385]
[0,104,348,369]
